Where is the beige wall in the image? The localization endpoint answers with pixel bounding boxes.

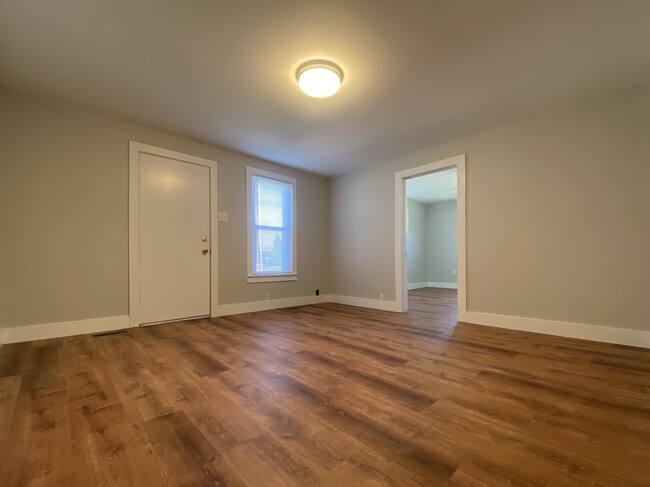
[331,83,650,331]
[406,199,427,284]
[427,200,457,284]
[407,199,458,285]
[2,83,649,333]
[0,92,330,328]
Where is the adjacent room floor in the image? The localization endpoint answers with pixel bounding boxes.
[1,298,649,486]
[408,287,458,319]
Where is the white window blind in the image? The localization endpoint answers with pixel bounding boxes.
[251,174,294,275]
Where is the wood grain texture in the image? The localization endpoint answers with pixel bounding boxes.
[1,288,649,486]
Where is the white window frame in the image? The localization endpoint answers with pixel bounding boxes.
[246,167,298,283]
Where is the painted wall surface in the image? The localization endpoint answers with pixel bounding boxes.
[406,199,427,284]
[406,199,457,285]
[427,200,457,284]
[0,92,330,328]
[331,83,650,331]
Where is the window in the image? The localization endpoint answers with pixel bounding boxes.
[247,167,297,283]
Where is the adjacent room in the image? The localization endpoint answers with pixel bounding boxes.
[1,1,649,486]
[405,168,458,319]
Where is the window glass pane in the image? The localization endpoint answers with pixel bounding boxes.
[254,228,292,273]
[253,176,291,228]
[250,173,294,276]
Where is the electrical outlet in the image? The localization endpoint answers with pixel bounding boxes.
[452,269,457,275]
[379,293,384,301]
[315,289,320,296]
[264,293,270,301]
[218,211,228,222]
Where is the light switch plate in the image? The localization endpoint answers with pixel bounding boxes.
[218,211,228,222]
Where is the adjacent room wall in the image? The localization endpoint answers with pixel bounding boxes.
[406,198,457,287]
[331,83,650,332]
[427,200,457,285]
[0,92,330,329]
[406,199,427,285]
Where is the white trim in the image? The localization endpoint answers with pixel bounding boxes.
[328,295,401,312]
[3,303,648,349]
[128,142,219,327]
[407,282,428,290]
[246,274,298,283]
[427,281,458,289]
[395,154,467,319]
[2,316,129,344]
[463,311,650,349]
[407,282,458,290]
[215,294,326,316]
[246,166,298,282]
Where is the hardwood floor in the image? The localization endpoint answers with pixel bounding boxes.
[1,289,650,486]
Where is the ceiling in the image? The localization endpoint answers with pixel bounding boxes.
[1,1,649,176]
[406,168,457,204]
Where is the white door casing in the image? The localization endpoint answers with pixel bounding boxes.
[394,154,466,317]
[129,142,218,327]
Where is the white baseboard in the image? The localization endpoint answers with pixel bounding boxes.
[2,315,130,345]
[4,300,646,350]
[463,310,650,349]
[407,282,428,290]
[407,282,458,290]
[328,294,401,312]
[215,294,328,317]
[427,281,458,289]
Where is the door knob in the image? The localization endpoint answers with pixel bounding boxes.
[202,249,209,255]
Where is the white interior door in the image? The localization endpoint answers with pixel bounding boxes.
[139,153,211,324]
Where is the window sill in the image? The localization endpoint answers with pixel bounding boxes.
[247,274,298,283]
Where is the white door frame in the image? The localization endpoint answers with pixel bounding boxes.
[128,142,219,327]
[394,154,466,318]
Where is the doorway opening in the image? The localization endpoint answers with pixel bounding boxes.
[405,168,458,319]
[394,154,466,320]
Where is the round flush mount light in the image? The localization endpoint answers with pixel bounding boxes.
[296,60,343,98]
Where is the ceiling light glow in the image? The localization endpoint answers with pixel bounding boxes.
[296,61,342,98]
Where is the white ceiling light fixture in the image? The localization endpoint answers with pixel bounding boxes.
[296,60,343,98]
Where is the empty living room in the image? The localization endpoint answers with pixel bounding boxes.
[1,1,649,485]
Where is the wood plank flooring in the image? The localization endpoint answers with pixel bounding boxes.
[1,288,650,486]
